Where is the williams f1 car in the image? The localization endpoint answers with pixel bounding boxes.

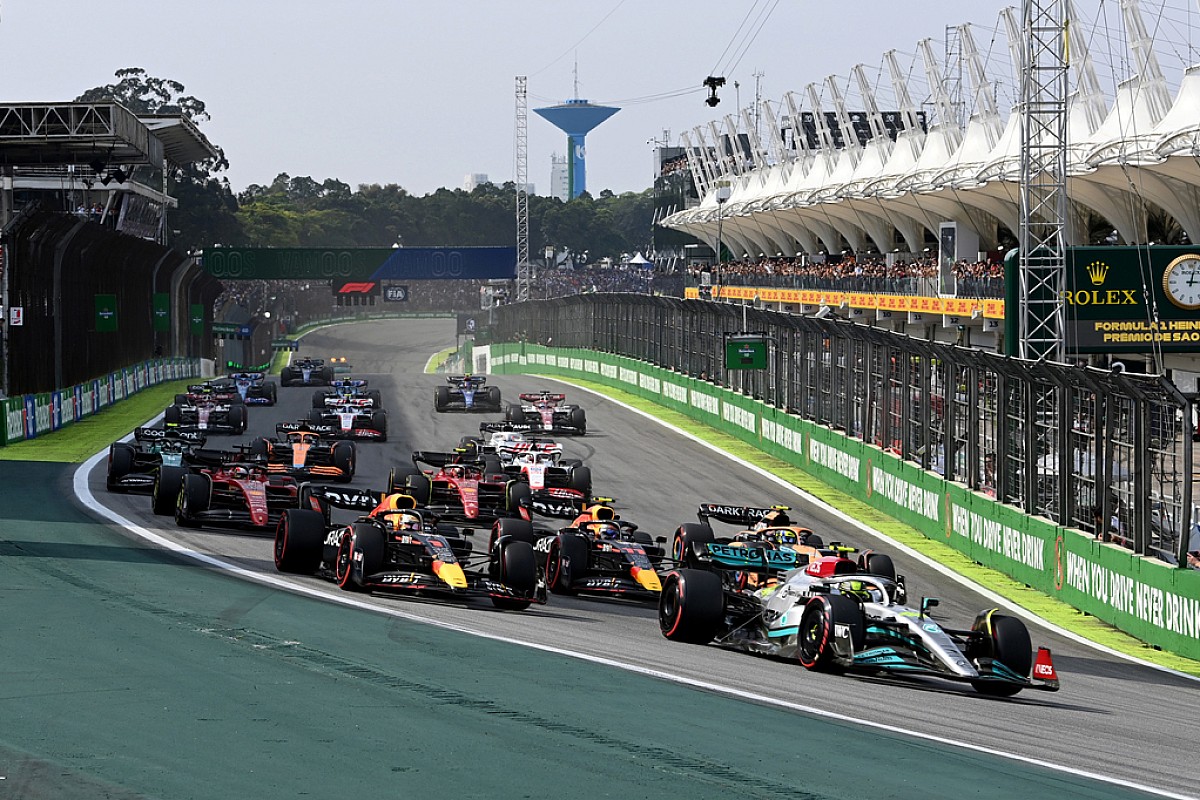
[502,391,586,435]
[658,549,1060,697]
[281,357,334,386]
[435,375,502,413]
[274,489,543,610]
[106,427,208,493]
[250,426,356,483]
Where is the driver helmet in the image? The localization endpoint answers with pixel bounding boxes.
[593,522,621,540]
[753,509,791,531]
[840,579,880,603]
[383,512,421,532]
[231,466,249,479]
[444,465,464,478]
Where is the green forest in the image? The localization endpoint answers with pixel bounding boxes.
[78,69,659,259]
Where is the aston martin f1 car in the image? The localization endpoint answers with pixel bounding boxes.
[274,489,543,610]
[281,357,334,386]
[490,502,665,599]
[163,393,247,434]
[502,391,586,435]
[305,402,388,441]
[435,375,502,413]
[658,552,1061,697]
[250,426,356,483]
[388,452,531,525]
[152,458,305,533]
[106,427,208,493]
[311,379,382,409]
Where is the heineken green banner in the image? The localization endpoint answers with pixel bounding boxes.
[189,304,205,336]
[94,294,118,332]
[152,292,170,331]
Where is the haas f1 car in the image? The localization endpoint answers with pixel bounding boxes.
[305,401,388,441]
[503,392,586,435]
[274,489,543,610]
[251,426,356,483]
[106,427,208,493]
[312,379,382,409]
[435,375,502,413]
[281,358,334,387]
[659,526,1060,697]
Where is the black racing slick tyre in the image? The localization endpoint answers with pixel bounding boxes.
[505,404,525,424]
[797,594,864,672]
[280,367,295,386]
[274,509,325,574]
[312,390,328,409]
[331,441,356,482]
[387,466,421,495]
[176,473,212,529]
[568,465,592,497]
[336,523,385,591]
[659,569,725,644]
[265,382,278,404]
[434,386,451,412]
[320,367,335,384]
[227,404,247,433]
[307,409,325,424]
[174,393,189,406]
[164,405,182,425]
[404,473,432,505]
[672,522,716,568]
[546,533,588,595]
[970,612,1033,697]
[366,390,383,408]
[250,437,270,457]
[504,481,532,515]
[370,410,388,441]
[569,407,587,434]
[490,540,537,611]
[106,443,135,491]
[486,386,501,409]
[858,552,897,581]
[490,517,538,552]
[153,466,187,516]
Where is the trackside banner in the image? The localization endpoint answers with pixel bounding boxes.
[478,342,1200,660]
[0,358,200,446]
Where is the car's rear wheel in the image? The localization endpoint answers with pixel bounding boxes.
[153,466,187,515]
[970,612,1032,696]
[106,443,135,490]
[307,409,325,424]
[387,466,421,495]
[797,594,864,671]
[859,552,896,581]
[320,366,334,384]
[672,522,716,568]
[164,405,182,425]
[505,404,525,424]
[569,407,587,434]
[174,393,189,406]
[487,386,501,408]
[568,465,592,496]
[490,540,537,611]
[370,410,388,441]
[504,481,531,515]
[312,390,328,409]
[659,569,725,643]
[546,533,588,594]
[281,367,295,385]
[490,517,538,552]
[265,382,278,404]
[434,386,451,412]
[404,473,432,505]
[274,509,325,574]
[331,441,355,481]
[227,404,247,433]
[250,437,269,457]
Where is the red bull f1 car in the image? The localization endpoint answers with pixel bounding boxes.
[658,540,1060,697]
[435,375,502,412]
[250,426,356,483]
[502,391,586,435]
[274,489,543,610]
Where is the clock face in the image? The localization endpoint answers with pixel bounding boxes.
[1163,254,1200,310]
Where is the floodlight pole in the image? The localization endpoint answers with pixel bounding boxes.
[715,184,731,299]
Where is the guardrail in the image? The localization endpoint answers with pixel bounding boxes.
[0,357,200,445]
[475,341,1200,661]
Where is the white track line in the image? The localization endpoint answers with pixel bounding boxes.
[70,370,1192,800]
[537,375,1200,684]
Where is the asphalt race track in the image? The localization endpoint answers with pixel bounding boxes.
[86,318,1199,798]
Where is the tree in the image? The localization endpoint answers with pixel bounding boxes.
[77,68,242,251]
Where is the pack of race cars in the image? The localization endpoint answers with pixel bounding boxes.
[104,365,1059,698]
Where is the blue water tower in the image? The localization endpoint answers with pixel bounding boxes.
[534,98,619,200]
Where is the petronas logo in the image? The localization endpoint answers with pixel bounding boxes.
[1086,260,1110,286]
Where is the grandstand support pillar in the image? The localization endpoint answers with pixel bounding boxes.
[1018,0,1069,362]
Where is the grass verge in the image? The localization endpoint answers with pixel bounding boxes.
[0,380,192,463]
[557,375,1200,676]
[424,346,458,374]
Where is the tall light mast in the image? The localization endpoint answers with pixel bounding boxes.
[514,76,531,302]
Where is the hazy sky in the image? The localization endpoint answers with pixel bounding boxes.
[0,1,1076,197]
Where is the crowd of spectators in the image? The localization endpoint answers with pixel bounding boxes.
[538,264,652,298]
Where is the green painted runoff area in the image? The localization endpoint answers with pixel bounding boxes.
[0,462,1155,799]
[481,342,1200,674]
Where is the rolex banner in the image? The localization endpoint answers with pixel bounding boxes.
[1065,246,1200,354]
[95,294,118,333]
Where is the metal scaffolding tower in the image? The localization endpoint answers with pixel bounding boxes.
[1018,0,1069,362]
[514,76,532,302]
